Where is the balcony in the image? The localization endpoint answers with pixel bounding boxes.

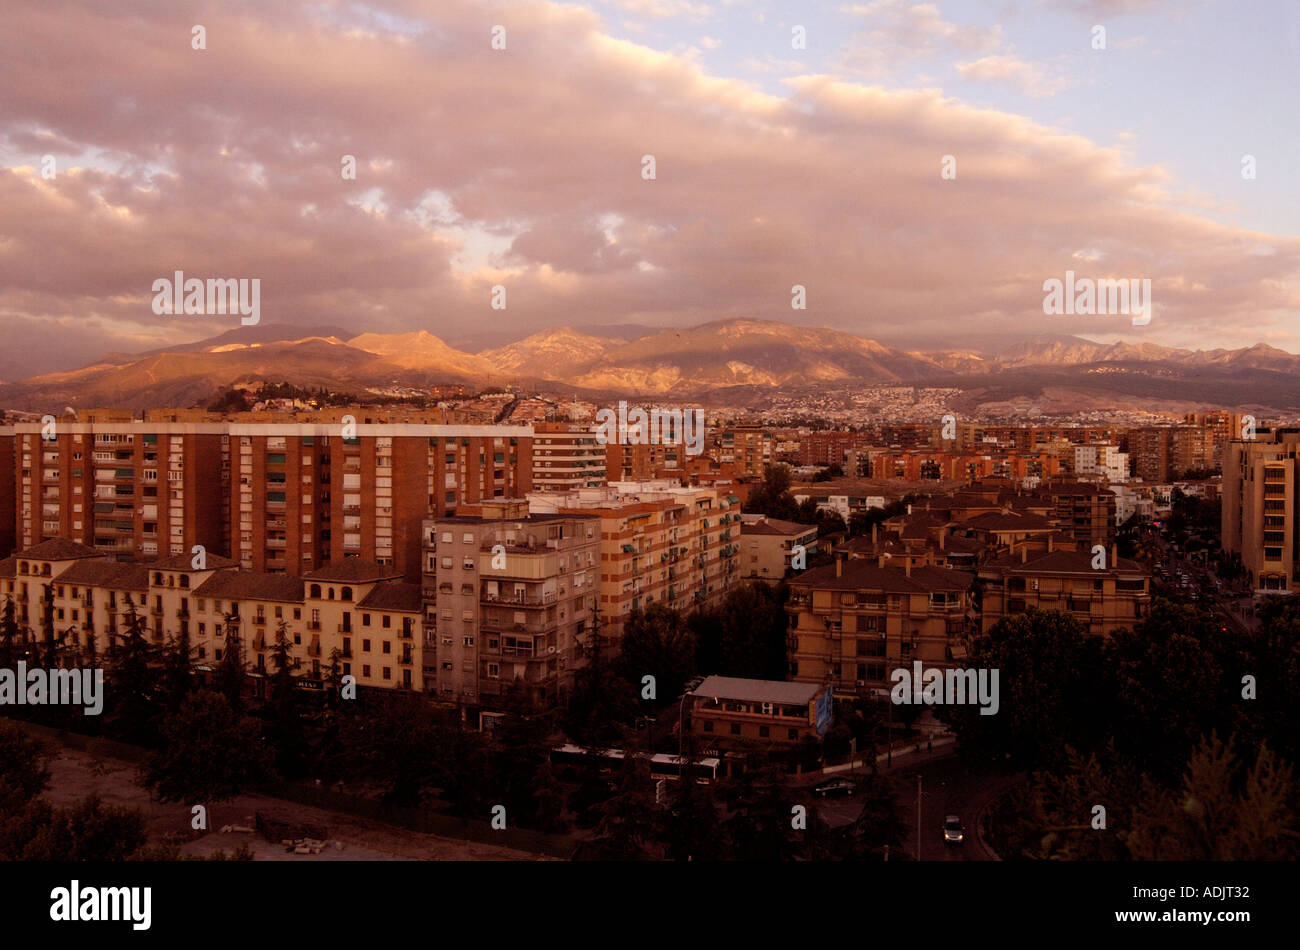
[399,654,413,666]
[307,620,321,631]
[253,614,267,625]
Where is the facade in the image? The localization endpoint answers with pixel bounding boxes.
[421,501,600,711]
[10,418,532,583]
[12,421,227,561]
[977,548,1150,636]
[688,675,827,751]
[785,558,977,697]
[739,514,818,580]
[531,422,606,491]
[527,482,742,642]
[0,540,424,695]
[1222,428,1300,594]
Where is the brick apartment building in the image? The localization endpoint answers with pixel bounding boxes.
[531,422,606,491]
[9,417,533,583]
[977,547,1150,636]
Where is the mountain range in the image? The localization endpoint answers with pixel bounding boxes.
[2,318,1298,413]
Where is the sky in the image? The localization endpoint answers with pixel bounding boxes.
[1,0,1298,379]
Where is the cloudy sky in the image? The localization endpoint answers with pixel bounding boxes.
[2,0,1298,378]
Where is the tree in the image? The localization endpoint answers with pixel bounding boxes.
[718,752,804,860]
[5,794,148,862]
[144,689,273,809]
[592,748,658,858]
[947,607,1102,772]
[336,690,447,807]
[216,614,246,715]
[744,465,805,523]
[265,621,309,778]
[160,626,194,715]
[714,581,789,680]
[106,604,161,747]
[0,721,51,816]
[616,605,697,707]
[841,773,908,860]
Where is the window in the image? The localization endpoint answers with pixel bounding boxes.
[730,723,741,735]
[362,639,371,652]
[759,726,769,738]
[382,615,391,629]
[382,641,391,654]
[362,613,371,626]
[362,665,371,677]
[788,729,798,741]
[703,721,714,733]
[382,667,391,680]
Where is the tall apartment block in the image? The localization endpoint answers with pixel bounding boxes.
[531,422,606,491]
[12,421,228,561]
[717,426,771,478]
[527,481,743,642]
[1222,428,1300,594]
[229,423,530,580]
[0,427,16,557]
[420,500,600,711]
[11,418,531,583]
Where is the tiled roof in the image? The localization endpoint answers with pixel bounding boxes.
[16,539,101,561]
[690,675,820,706]
[57,558,149,590]
[791,560,974,593]
[981,549,1145,574]
[150,552,240,571]
[0,557,15,579]
[742,517,815,537]
[195,570,305,603]
[303,560,403,583]
[357,581,422,613]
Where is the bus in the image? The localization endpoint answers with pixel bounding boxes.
[550,745,719,784]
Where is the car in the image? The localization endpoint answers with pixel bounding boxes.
[943,815,964,845]
[812,778,857,798]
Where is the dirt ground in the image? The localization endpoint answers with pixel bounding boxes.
[40,744,554,861]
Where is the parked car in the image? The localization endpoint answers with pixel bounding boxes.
[943,815,965,845]
[813,778,858,798]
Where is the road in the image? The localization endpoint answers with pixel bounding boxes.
[797,751,1025,861]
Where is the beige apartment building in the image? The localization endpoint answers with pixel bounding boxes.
[1222,428,1300,594]
[739,514,818,580]
[0,539,423,696]
[421,501,600,713]
[977,547,1150,636]
[527,481,743,642]
[785,558,977,696]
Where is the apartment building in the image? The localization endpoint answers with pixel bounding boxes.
[12,421,228,562]
[0,540,423,695]
[528,482,743,641]
[531,422,606,491]
[977,547,1150,636]
[717,426,771,478]
[1036,481,1117,547]
[1074,444,1129,483]
[230,423,532,581]
[1222,428,1300,594]
[687,676,829,754]
[739,514,818,580]
[421,500,600,712]
[0,427,15,558]
[785,558,977,696]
